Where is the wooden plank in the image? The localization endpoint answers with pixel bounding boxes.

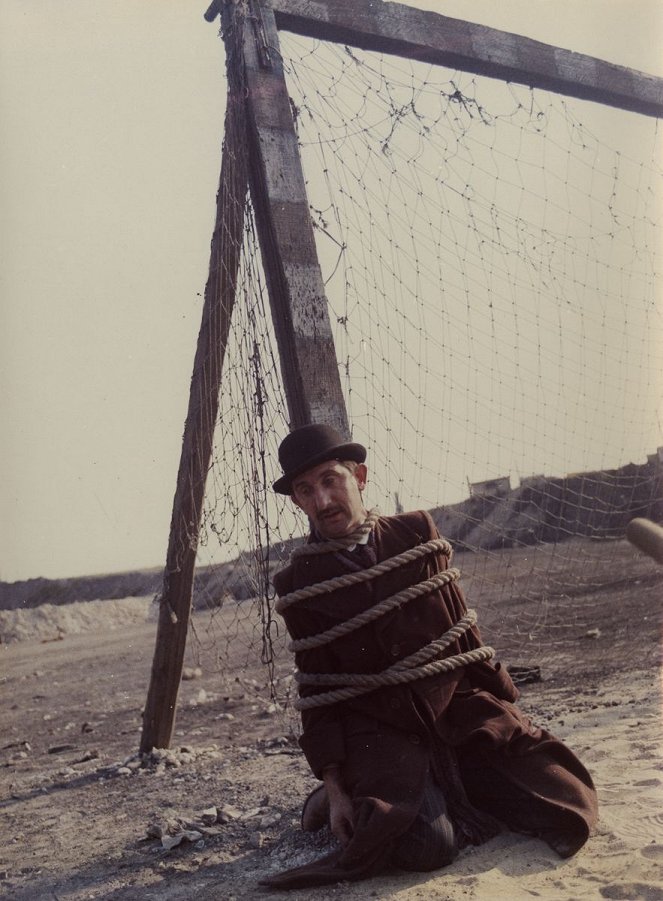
[243,2,351,436]
[140,3,249,754]
[238,0,663,118]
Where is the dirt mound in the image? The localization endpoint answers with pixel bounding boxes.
[432,459,662,550]
[0,595,154,644]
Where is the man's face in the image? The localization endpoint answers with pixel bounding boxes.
[291,460,368,539]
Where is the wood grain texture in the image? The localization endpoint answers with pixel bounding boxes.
[265,0,663,118]
[245,4,351,436]
[140,3,249,753]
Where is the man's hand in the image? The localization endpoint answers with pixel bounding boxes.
[322,764,354,846]
[329,787,354,846]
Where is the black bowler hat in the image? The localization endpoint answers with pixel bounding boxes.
[273,423,366,495]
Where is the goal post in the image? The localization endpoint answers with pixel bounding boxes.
[140,0,663,752]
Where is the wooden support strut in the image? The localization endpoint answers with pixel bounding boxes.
[140,2,249,754]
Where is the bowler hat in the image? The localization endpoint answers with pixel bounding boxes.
[273,423,366,495]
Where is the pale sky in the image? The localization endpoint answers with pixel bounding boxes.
[1,1,662,582]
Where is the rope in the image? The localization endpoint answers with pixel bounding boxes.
[295,611,495,709]
[288,568,460,651]
[298,609,479,681]
[277,510,494,709]
[295,648,495,709]
[276,537,454,614]
[290,508,381,557]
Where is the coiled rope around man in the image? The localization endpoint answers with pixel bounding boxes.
[277,510,494,710]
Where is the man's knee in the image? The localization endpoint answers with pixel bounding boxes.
[395,820,458,871]
[394,777,458,872]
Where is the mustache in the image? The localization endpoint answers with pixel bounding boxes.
[319,507,344,519]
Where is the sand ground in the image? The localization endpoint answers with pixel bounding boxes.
[1,538,662,900]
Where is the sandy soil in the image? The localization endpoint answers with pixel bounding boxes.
[1,538,662,900]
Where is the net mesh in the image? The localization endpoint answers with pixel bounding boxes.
[183,29,662,712]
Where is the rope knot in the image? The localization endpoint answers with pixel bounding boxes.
[292,508,381,558]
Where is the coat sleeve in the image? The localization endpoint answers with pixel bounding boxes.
[293,637,347,779]
[274,565,347,779]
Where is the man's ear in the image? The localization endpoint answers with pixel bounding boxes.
[355,463,368,491]
[290,491,303,511]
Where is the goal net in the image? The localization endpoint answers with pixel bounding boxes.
[183,31,663,705]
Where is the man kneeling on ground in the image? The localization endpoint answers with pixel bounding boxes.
[261,423,598,890]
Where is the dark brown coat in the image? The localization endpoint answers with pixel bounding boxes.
[266,511,597,889]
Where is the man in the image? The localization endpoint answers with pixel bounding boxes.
[263,423,598,890]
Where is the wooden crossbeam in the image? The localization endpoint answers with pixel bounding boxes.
[207,0,663,118]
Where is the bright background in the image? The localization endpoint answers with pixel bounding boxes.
[1,0,662,581]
